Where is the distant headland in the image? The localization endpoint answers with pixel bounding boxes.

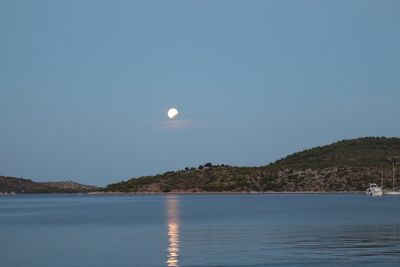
[2,137,400,194]
[0,177,98,194]
[106,136,400,193]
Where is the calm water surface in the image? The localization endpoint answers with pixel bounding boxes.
[1,194,399,267]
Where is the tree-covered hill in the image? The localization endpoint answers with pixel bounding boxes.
[274,137,400,169]
[105,137,400,193]
[0,176,98,193]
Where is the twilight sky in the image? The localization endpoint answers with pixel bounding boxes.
[1,0,399,186]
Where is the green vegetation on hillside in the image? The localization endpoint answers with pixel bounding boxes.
[0,176,98,193]
[106,137,400,193]
[274,137,400,168]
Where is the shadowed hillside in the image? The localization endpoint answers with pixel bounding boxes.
[0,176,98,193]
[105,137,400,193]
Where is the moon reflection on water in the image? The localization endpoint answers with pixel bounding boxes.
[166,196,180,267]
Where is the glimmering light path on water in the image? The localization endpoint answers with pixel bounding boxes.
[166,196,180,267]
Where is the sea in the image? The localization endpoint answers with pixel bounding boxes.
[1,194,399,267]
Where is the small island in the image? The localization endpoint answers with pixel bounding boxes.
[0,176,98,194]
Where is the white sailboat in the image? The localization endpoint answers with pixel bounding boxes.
[384,189,400,195]
[384,162,400,195]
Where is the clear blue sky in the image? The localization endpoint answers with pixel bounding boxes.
[1,0,399,186]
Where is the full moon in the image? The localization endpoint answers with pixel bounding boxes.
[167,108,179,119]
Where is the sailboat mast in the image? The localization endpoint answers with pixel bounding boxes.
[381,163,384,190]
[393,161,396,190]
